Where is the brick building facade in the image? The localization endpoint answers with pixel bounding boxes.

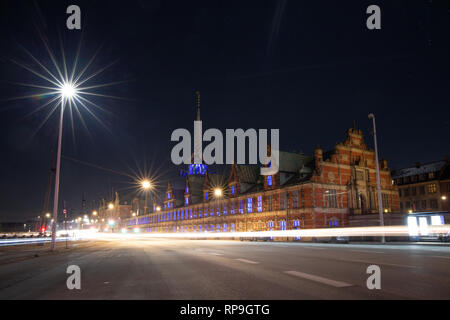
[125,126,400,234]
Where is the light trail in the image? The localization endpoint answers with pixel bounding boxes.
[73,224,450,241]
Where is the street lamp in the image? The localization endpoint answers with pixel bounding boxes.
[368,113,385,244]
[92,210,98,216]
[214,188,223,198]
[108,203,114,210]
[49,82,79,251]
[140,179,152,215]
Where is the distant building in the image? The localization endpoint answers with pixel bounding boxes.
[392,158,450,213]
[98,192,132,231]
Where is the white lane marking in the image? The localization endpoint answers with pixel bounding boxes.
[284,271,353,288]
[235,258,259,264]
[342,258,418,269]
[430,255,450,259]
[351,250,385,254]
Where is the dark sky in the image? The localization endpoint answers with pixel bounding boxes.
[0,0,449,222]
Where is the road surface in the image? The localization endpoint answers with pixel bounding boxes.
[0,239,449,299]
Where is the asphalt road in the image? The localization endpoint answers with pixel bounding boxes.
[0,239,449,299]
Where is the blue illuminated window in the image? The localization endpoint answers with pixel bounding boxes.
[280,221,286,230]
[268,221,274,228]
[216,224,220,232]
[231,202,235,214]
[224,223,227,232]
[210,225,214,232]
[217,207,220,216]
[257,196,262,212]
[267,176,273,186]
[231,185,235,194]
[199,225,202,232]
[223,204,227,215]
[205,192,208,200]
[293,220,300,227]
[186,187,189,193]
[185,198,189,205]
[247,198,253,213]
[168,192,171,199]
[231,223,235,232]
[239,200,244,214]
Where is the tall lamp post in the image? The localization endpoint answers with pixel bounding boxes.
[50,85,77,251]
[140,179,152,231]
[368,113,385,244]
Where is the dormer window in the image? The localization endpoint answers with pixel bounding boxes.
[204,192,208,200]
[186,187,189,193]
[231,185,235,194]
[267,176,273,186]
[168,192,171,199]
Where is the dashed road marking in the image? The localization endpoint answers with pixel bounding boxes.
[351,250,385,254]
[208,252,224,256]
[235,258,259,264]
[284,271,353,288]
[341,258,418,269]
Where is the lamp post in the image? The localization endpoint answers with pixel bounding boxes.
[368,113,385,244]
[50,84,77,251]
[141,180,152,215]
[214,188,223,235]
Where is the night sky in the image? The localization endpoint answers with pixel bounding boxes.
[0,0,449,222]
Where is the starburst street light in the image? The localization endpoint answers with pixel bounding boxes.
[7,32,126,251]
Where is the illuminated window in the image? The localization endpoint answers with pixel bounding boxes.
[428,184,437,194]
[239,200,244,214]
[328,218,339,227]
[205,192,208,200]
[267,175,273,186]
[280,221,286,230]
[168,192,171,199]
[216,224,220,232]
[231,223,235,232]
[231,202,235,214]
[217,206,220,216]
[293,220,300,228]
[257,196,262,212]
[231,185,235,194]
[185,198,189,205]
[247,198,253,213]
[186,187,189,193]
[223,204,227,215]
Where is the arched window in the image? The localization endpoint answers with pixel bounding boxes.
[267,175,273,186]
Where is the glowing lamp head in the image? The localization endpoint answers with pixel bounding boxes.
[214,188,223,197]
[141,180,151,190]
[60,82,76,98]
[108,203,114,209]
